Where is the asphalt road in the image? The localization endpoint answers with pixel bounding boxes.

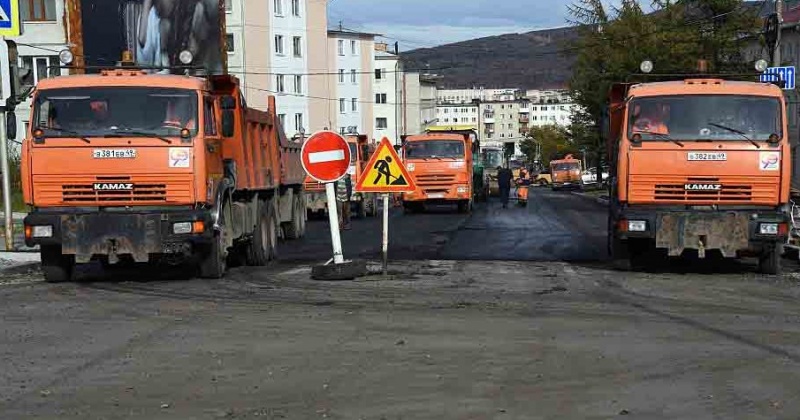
[3,188,800,419]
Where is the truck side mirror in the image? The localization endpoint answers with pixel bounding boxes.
[221,110,234,137]
[6,111,16,140]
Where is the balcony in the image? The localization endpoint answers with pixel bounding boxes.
[484,117,495,124]
[483,111,495,118]
[519,115,530,123]
[519,126,529,134]
[519,107,530,113]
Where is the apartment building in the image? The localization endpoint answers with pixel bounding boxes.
[481,101,525,152]
[436,87,521,104]
[434,104,479,130]
[323,29,375,140]
[11,0,69,149]
[226,0,328,138]
[373,42,403,142]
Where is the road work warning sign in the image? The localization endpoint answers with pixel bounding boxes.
[355,137,417,193]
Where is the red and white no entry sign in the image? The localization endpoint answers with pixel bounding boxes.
[301,131,352,183]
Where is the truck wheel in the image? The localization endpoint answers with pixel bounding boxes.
[41,246,74,283]
[200,202,231,279]
[758,245,782,275]
[284,194,306,240]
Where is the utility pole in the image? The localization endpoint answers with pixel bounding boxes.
[0,39,14,251]
[775,0,784,67]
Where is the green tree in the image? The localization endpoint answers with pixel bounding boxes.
[520,125,577,168]
[567,0,760,180]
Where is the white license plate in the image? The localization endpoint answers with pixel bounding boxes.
[688,152,727,161]
[428,193,445,199]
[93,149,137,159]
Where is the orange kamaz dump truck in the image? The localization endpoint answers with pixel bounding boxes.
[401,130,477,213]
[605,75,791,274]
[550,154,583,191]
[21,70,306,281]
[304,134,379,218]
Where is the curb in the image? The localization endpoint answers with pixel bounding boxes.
[0,262,41,275]
[571,191,609,206]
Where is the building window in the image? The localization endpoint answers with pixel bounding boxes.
[376,118,388,129]
[225,0,232,12]
[278,114,286,128]
[375,69,383,80]
[226,34,235,53]
[376,93,387,104]
[274,0,283,15]
[295,113,304,132]
[338,69,345,83]
[338,40,344,56]
[21,56,60,86]
[276,75,285,93]
[293,75,302,94]
[340,98,346,114]
[350,69,357,83]
[291,0,300,16]
[351,40,357,55]
[293,36,302,57]
[275,35,284,55]
[351,98,357,112]
[20,0,55,21]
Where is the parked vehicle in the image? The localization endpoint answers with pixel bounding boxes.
[22,60,306,281]
[550,154,583,191]
[581,166,610,186]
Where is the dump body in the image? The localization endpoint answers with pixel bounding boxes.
[550,155,582,190]
[401,131,475,212]
[606,78,790,273]
[304,135,379,217]
[22,72,306,280]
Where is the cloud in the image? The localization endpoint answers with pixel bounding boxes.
[327,0,646,49]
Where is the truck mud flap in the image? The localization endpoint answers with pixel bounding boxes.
[62,214,162,264]
[656,212,749,258]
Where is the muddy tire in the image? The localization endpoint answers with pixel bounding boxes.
[248,201,272,266]
[284,194,307,240]
[200,203,230,279]
[41,246,73,283]
[758,244,782,275]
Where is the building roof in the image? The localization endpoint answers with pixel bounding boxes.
[375,50,399,59]
[328,29,380,39]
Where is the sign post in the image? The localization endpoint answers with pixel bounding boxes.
[355,137,417,275]
[301,131,366,280]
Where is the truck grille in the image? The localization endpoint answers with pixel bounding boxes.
[416,174,456,186]
[34,175,193,205]
[62,183,168,203]
[629,176,778,205]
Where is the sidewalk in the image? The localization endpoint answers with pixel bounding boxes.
[0,250,40,274]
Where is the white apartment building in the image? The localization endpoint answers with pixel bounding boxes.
[227,0,328,138]
[373,43,403,142]
[529,103,575,127]
[325,30,375,140]
[434,104,479,129]
[436,87,521,104]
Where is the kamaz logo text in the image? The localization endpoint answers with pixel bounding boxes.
[93,183,134,191]
[684,184,722,191]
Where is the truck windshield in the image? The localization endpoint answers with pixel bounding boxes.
[405,140,465,159]
[33,87,199,138]
[482,150,503,167]
[627,95,782,141]
[349,143,358,163]
[552,162,580,171]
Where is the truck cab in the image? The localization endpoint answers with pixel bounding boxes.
[606,78,790,273]
[401,131,476,213]
[550,154,583,190]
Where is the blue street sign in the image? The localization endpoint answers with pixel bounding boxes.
[760,66,796,90]
[0,0,19,37]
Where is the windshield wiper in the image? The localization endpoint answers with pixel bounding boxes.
[36,125,90,143]
[707,122,760,148]
[107,130,172,144]
[635,130,684,147]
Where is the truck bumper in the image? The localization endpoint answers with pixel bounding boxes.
[617,209,788,257]
[24,209,214,264]
[402,186,471,203]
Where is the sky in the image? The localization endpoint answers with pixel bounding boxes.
[326,0,634,51]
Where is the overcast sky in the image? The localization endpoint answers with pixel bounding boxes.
[327,0,638,50]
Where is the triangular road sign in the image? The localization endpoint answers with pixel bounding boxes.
[355,137,417,193]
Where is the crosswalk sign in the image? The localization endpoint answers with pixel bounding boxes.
[0,0,20,37]
[355,137,417,193]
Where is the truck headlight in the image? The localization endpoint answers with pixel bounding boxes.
[457,186,468,194]
[407,163,415,171]
[173,222,193,235]
[759,223,779,235]
[627,220,647,232]
[32,225,53,238]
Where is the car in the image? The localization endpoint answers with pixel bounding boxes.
[581,166,609,185]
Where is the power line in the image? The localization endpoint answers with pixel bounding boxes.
[244,84,437,107]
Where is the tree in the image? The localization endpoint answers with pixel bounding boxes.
[520,125,577,168]
[567,0,760,182]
